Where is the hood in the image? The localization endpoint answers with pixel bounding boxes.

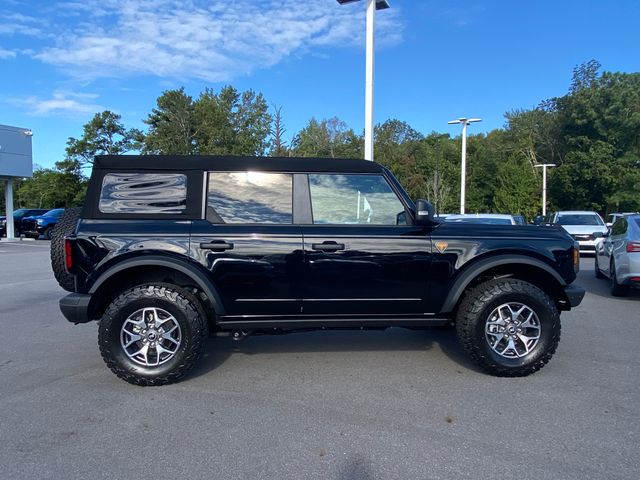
[560,224,608,235]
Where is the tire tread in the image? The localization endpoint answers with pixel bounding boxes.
[456,279,561,377]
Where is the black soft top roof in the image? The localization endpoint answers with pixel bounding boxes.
[93,155,384,174]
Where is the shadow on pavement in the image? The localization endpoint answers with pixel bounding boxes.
[189,325,483,380]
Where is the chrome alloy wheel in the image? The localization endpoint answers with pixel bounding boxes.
[485,302,541,358]
[120,307,182,367]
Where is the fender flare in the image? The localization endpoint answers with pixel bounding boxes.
[89,255,225,315]
[440,254,566,313]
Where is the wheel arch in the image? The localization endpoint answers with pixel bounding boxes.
[440,254,568,315]
[87,256,225,323]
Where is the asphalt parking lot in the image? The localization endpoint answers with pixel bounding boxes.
[1,241,638,480]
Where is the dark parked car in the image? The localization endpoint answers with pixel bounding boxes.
[54,155,584,385]
[22,208,65,239]
[0,208,49,237]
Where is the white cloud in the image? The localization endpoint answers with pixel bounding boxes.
[0,48,16,59]
[27,0,403,82]
[9,91,104,117]
[0,12,47,37]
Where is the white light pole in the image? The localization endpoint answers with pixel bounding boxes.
[534,163,556,216]
[448,117,481,214]
[337,0,390,161]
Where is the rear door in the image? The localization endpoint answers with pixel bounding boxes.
[190,171,304,317]
[300,173,432,315]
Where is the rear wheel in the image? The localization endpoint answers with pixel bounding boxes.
[98,284,209,386]
[456,279,560,377]
[610,261,629,297]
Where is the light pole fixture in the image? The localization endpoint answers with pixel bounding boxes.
[336,0,390,161]
[448,117,482,214]
[534,163,556,216]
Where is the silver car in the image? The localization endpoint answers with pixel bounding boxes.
[595,214,640,296]
[548,211,608,254]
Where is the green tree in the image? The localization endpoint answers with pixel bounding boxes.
[193,86,272,156]
[144,88,196,154]
[291,117,363,158]
[66,111,143,168]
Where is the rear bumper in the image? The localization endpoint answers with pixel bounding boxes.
[564,284,586,308]
[59,293,92,324]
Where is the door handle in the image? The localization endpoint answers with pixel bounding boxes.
[200,241,234,251]
[312,241,345,252]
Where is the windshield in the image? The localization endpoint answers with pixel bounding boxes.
[446,217,512,225]
[12,209,29,217]
[557,214,604,226]
[43,209,64,218]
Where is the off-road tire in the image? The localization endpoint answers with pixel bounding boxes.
[594,255,605,279]
[456,279,561,377]
[50,207,81,292]
[610,261,629,297]
[98,284,209,386]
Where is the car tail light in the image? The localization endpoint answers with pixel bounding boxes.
[573,246,580,272]
[64,238,74,272]
[626,242,640,253]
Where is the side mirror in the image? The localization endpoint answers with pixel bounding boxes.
[415,199,435,225]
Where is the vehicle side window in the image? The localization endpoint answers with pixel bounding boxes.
[207,172,292,224]
[99,173,187,214]
[611,218,627,236]
[308,174,406,225]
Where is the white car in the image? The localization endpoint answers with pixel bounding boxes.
[547,211,608,254]
[595,214,640,296]
[443,213,517,225]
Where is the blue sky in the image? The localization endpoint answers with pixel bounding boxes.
[1,0,639,170]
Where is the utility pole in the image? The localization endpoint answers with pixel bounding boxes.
[336,0,390,161]
[534,164,556,216]
[448,117,482,214]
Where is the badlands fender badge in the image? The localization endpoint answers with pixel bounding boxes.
[435,241,448,254]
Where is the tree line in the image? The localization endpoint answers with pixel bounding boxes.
[3,61,638,219]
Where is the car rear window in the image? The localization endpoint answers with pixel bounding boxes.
[557,214,604,226]
[99,173,187,214]
[207,172,293,224]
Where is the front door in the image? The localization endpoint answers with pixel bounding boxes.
[301,173,432,315]
[190,171,303,317]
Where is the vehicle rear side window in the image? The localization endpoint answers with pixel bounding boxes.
[99,173,187,214]
[308,174,406,225]
[611,218,627,235]
[207,172,292,224]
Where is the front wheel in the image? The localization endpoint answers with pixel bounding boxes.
[98,284,209,386]
[456,279,561,377]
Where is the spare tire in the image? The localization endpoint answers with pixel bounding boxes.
[50,207,81,292]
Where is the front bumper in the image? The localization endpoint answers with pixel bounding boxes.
[59,293,92,324]
[564,284,586,308]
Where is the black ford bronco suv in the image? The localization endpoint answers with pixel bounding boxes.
[52,155,585,385]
